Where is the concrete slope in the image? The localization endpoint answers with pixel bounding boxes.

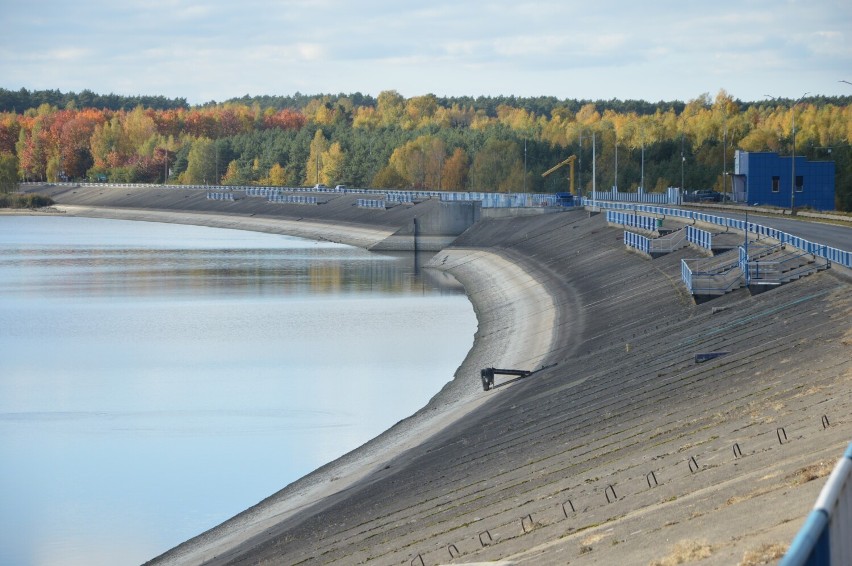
[197,210,851,566]
[23,184,479,251]
[16,188,851,565]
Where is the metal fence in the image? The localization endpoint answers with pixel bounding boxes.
[269,194,318,205]
[356,199,386,209]
[591,188,676,204]
[206,192,234,201]
[439,191,564,208]
[680,256,744,295]
[781,442,852,566]
[650,228,687,253]
[585,199,851,269]
[624,231,650,254]
[606,210,660,232]
[687,226,713,251]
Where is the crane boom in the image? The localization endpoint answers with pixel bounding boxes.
[542,155,577,195]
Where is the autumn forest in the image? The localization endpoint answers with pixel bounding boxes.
[1,88,851,211]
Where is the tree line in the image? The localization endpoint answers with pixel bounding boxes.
[1,89,851,210]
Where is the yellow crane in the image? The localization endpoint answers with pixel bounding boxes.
[541,155,577,195]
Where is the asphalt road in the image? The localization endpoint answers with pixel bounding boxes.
[681,206,852,252]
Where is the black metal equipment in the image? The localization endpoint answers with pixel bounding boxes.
[480,368,532,391]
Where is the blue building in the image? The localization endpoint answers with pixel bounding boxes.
[733,150,835,211]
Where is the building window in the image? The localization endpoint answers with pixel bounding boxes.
[771,176,780,193]
[795,175,804,192]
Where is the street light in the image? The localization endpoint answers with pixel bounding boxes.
[765,93,809,215]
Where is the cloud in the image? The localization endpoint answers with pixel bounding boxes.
[1,0,850,102]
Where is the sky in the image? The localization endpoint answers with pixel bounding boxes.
[1,0,851,106]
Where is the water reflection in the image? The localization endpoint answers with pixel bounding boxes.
[0,216,476,566]
[0,246,463,299]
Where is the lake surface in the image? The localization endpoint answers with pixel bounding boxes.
[0,215,476,566]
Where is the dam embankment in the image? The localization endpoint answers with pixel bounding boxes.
[17,184,852,565]
[21,184,482,251]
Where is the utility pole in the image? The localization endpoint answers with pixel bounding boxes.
[723,121,727,200]
[765,93,809,215]
[592,130,596,194]
[681,134,685,205]
[578,130,582,197]
[790,92,809,215]
[614,129,618,191]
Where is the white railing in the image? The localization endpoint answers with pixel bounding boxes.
[650,228,687,253]
[681,256,744,295]
[781,441,852,566]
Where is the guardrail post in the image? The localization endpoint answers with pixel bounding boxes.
[688,456,699,473]
[605,484,618,503]
[647,471,659,488]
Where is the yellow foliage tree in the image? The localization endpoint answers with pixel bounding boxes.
[387,135,446,189]
[304,130,329,185]
[267,163,289,186]
[441,147,469,191]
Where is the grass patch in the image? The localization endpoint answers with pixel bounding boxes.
[649,539,713,565]
[0,193,55,208]
[738,542,787,565]
[788,461,833,486]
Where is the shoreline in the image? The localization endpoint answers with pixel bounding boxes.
[12,205,563,565]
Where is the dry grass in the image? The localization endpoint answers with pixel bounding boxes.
[649,539,713,566]
[725,485,776,507]
[738,542,787,565]
[724,462,833,507]
[788,461,834,486]
[581,531,611,546]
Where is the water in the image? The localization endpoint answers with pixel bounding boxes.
[0,215,476,566]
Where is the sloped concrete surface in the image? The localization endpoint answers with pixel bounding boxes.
[14,187,852,565]
[167,211,850,566]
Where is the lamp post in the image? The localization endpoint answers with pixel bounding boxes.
[765,93,809,215]
[790,92,809,215]
[613,126,618,192]
[681,134,685,205]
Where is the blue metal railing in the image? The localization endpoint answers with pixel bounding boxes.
[624,231,650,254]
[606,210,659,232]
[686,225,713,251]
[269,194,317,205]
[681,259,694,293]
[356,199,386,209]
[19,183,850,268]
[781,442,852,566]
[585,199,851,269]
[206,192,234,201]
[590,189,673,204]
